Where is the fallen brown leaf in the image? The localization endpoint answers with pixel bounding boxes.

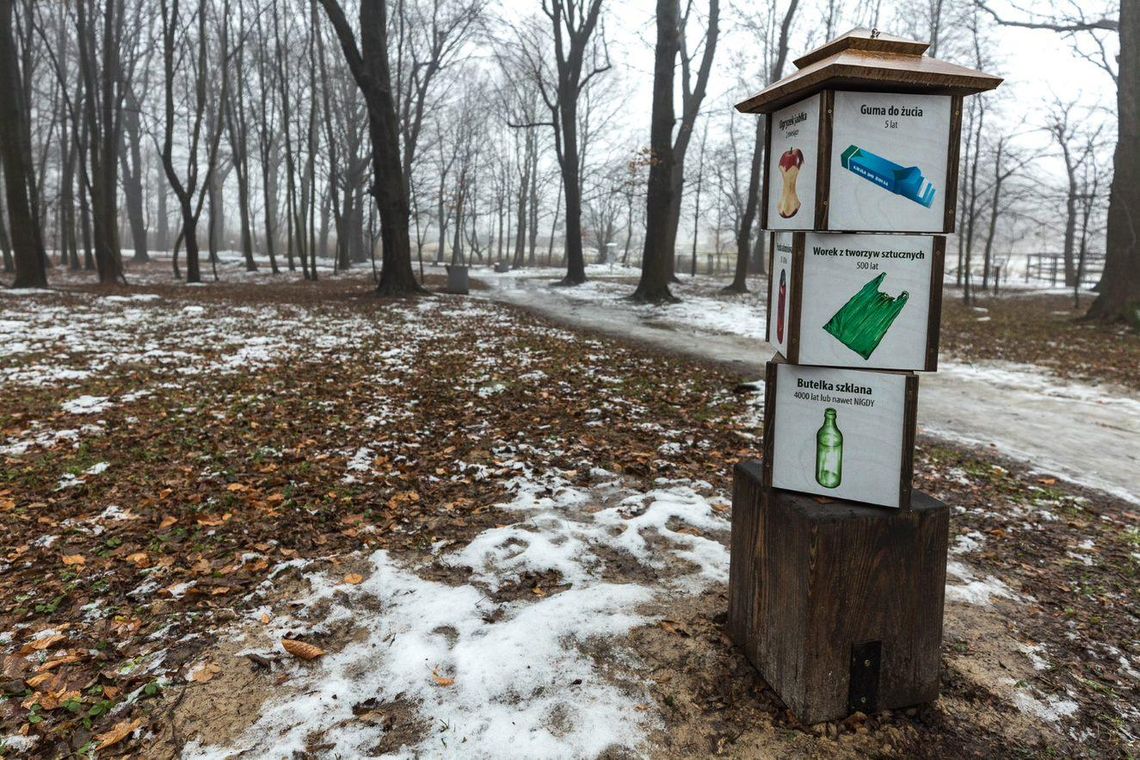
[95,718,143,750]
[36,653,82,672]
[21,634,66,655]
[281,639,325,661]
[191,663,222,683]
[343,573,364,585]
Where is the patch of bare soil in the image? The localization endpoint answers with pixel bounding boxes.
[148,634,278,759]
[941,291,1140,392]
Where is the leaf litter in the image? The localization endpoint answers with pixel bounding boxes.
[0,267,1135,758]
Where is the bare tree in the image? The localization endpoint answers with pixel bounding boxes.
[583,160,623,262]
[510,0,610,285]
[157,0,231,284]
[632,0,679,301]
[665,0,719,282]
[316,0,425,296]
[119,5,154,264]
[978,1,1137,323]
[75,0,126,284]
[0,0,46,287]
[727,0,800,295]
[225,0,257,271]
[979,135,1028,291]
[687,121,708,277]
[617,147,649,267]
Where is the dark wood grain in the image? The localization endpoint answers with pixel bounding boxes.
[761,361,778,485]
[815,90,835,230]
[943,95,965,233]
[759,116,773,230]
[787,233,805,362]
[765,233,775,345]
[737,44,1001,115]
[899,374,919,510]
[728,462,949,724]
[925,237,947,371]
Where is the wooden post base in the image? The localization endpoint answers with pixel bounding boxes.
[727,461,949,724]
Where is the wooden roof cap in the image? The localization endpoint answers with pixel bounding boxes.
[736,28,1002,114]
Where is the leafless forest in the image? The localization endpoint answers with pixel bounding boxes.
[2,2,1139,757]
[0,0,1134,318]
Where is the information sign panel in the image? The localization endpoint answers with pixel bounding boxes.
[789,232,943,370]
[767,233,796,355]
[827,93,952,232]
[764,361,917,509]
[765,94,821,230]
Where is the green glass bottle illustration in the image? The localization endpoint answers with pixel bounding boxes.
[815,408,843,488]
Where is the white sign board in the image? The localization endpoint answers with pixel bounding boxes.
[827,92,952,232]
[798,233,935,370]
[767,233,795,355]
[770,363,910,508]
[766,94,821,230]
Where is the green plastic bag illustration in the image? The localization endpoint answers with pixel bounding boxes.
[823,272,908,360]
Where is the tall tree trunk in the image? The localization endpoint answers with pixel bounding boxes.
[962,106,984,305]
[632,0,679,302]
[0,187,11,272]
[559,103,586,284]
[527,146,539,265]
[0,0,45,287]
[981,140,1005,292]
[1087,3,1140,323]
[1059,141,1078,286]
[662,0,719,284]
[155,154,169,252]
[121,92,149,262]
[317,0,423,295]
[728,0,798,293]
[273,2,297,272]
[77,0,124,284]
[729,118,764,293]
[350,186,367,263]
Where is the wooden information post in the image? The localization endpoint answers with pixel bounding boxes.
[728,29,1000,724]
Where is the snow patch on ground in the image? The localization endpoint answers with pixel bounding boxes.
[187,460,730,759]
[190,548,652,760]
[945,560,1019,606]
[1012,690,1079,723]
[0,734,40,755]
[1019,643,1051,671]
[60,395,111,415]
[56,461,111,490]
[482,271,768,341]
[950,531,986,555]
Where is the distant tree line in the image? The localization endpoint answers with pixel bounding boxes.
[0,0,1131,322]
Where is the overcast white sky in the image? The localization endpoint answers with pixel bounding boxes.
[503,0,1119,168]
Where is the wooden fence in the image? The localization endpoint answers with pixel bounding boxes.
[1024,252,1105,286]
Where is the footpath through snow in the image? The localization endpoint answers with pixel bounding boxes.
[476,269,1140,504]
